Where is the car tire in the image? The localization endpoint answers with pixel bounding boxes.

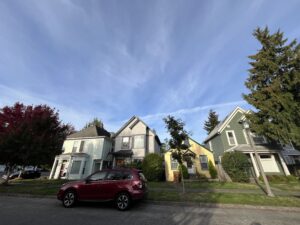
[115,192,131,211]
[62,190,77,208]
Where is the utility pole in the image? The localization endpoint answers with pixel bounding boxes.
[244,122,275,197]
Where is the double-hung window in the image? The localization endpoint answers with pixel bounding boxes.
[170,156,178,170]
[199,155,208,170]
[121,137,130,149]
[134,135,144,148]
[226,131,237,146]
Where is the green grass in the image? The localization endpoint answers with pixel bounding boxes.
[183,181,259,190]
[1,179,300,207]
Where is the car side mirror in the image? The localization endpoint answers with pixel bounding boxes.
[85,178,91,183]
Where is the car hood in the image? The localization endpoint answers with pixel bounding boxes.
[62,180,85,188]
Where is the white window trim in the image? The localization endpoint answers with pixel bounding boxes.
[208,141,213,152]
[226,130,238,146]
[121,136,131,149]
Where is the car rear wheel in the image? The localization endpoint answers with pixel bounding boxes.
[115,192,131,211]
[62,190,77,208]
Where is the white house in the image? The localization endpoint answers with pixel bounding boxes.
[49,125,112,180]
[112,116,161,167]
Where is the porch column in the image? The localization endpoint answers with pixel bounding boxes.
[54,159,63,179]
[250,153,260,177]
[49,157,58,179]
[278,153,290,176]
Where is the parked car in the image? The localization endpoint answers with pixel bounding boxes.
[2,169,41,180]
[57,168,147,210]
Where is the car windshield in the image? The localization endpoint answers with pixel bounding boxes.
[89,171,107,181]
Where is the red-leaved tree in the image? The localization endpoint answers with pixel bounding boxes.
[0,102,74,184]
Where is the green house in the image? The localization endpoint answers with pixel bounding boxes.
[203,107,290,177]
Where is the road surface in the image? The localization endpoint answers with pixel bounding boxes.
[0,196,299,225]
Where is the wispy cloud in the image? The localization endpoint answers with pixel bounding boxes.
[141,100,248,121]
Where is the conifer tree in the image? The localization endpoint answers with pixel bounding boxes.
[204,109,220,134]
[243,27,300,146]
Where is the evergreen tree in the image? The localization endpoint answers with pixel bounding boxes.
[83,118,103,129]
[243,27,300,146]
[204,109,220,134]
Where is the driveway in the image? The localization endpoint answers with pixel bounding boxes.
[0,196,299,225]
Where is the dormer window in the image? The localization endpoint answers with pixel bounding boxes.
[121,137,130,149]
[226,130,237,146]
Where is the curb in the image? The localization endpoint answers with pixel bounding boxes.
[1,193,300,212]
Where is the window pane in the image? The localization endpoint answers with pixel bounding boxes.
[200,155,208,170]
[227,131,236,145]
[89,171,107,181]
[134,135,144,148]
[70,161,81,174]
[171,156,178,170]
[106,171,123,180]
[122,137,130,149]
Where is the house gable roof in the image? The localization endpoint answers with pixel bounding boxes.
[114,116,161,145]
[67,125,111,139]
[189,137,213,153]
[203,106,246,143]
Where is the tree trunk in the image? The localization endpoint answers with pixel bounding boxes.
[179,163,185,194]
[2,166,11,186]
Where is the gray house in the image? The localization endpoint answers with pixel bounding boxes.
[203,107,290,177]
[112,116,161,167]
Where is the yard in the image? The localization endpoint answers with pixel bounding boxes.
[1,178,300,207]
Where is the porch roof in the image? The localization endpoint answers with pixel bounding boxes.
[112,150,133,157]
[226,144,282,153]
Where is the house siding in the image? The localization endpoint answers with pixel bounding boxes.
[211,135,224,163]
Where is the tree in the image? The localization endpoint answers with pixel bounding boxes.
[141,153,164,181]
[83,118,103,129]
[163,115,190,193]
[0,102,74,184]
[243,27,300,147]
[204,109,220,134]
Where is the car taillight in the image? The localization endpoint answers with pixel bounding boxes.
[132,181,143,190]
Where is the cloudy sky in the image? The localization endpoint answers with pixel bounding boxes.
[0,0,299,143]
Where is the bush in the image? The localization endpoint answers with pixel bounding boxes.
[221,152,251,182]
[124,160,142,170]
[208,160,218,179]
[179,164,189,179]
[141,153,164,181]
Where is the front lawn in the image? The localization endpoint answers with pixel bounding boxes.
[1,179,300,207]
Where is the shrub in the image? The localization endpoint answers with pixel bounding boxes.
[221,152,251,182]
[124,160,142,170]
[141,153,164,181]
[179,164,189,179]
[208,160,218,179]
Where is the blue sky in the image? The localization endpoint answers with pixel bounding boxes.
[1,0,300,143]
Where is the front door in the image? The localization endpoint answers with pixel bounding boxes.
[79,170,108,200]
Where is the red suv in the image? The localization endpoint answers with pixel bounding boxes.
[57,168,147,210]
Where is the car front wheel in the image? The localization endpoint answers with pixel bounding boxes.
[62,190,77,208]
[116,192,131,211]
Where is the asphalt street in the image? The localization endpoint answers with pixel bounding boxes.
[0,196,299,225]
